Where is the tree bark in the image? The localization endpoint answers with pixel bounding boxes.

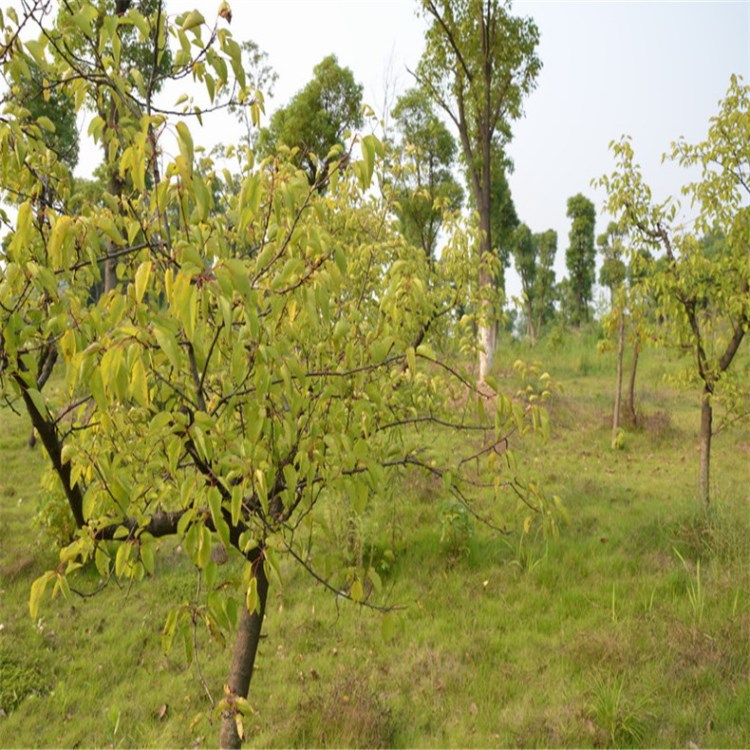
[477,301,494,383]
[220,557,269,749]
[14,373,85,527]
[611,310,625,448]
[699,386,712,510]
[626,338,640,426]
[527,299,536,347]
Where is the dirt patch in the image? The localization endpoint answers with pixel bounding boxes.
[295,669,393,748]
[640,409,678,443]
[566,630,630,673]
[0,555,36,580]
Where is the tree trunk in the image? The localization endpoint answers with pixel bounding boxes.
[103,169,125,294]
[478,314,493,383]
[699,386,712,510]
[611,310,625,448]
[477,232,495,383]
[536,310,543,344]
[626,338,640,426]
[527,299,536,347]
[220,560,269,749]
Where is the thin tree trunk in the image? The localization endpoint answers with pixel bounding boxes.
[478,314,493,383]
[611,310,625,448]
[476,251,496,382]
[536,309,543,346]
[626,338,640,426]
[699,386,712,510]
[220,560,269,749]
[527,299,536,347]
[103,169,125,294]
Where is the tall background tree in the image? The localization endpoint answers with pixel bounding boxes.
[413,0,541,382]
[13,60,79,172]
[390,87,463,261]
[533,228,557,339]
[257,54,363,187]
[511,222,537,344]
[564,193,596,327]
[510,223,557,346]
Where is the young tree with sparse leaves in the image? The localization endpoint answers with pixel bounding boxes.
[599,75,750,508]
[597,222,628,447]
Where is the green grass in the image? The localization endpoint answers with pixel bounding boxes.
[1,340,749,747]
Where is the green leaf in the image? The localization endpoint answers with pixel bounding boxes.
[99,216,125,246]
[36,116,55,132]
[134,260,152,304]
[350,579,365,603]
[208,487,231,551]
[245,575,259,614]
[115,542,130,578]
[176,121,194,166]
[360,134,377,188]
[129,10,151,40]
[141,542,155,575]
[406,347,416,374]
[129,356,149,406]
[231,486,243,527]
[197,524,211,569]
[29,571,54,619]
[25,39,46,65]
[153,325,181,369]
[95,547,111,577]
[181,10,205,31]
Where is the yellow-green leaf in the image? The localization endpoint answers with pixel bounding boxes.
[134,260,152,304]
[181,10,205,31]
[176,121,193,166]
[350,579,365,603]
[29,571,53,619]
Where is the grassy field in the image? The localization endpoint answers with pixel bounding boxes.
[1,333,749,748]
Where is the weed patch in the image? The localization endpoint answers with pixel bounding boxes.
[294,670,393,748]
[0,648,49,714]
[587,672,654,748]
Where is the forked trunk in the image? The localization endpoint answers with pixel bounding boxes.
[220,561,269,749]
[611,311,625,448]
[699,386,712,510]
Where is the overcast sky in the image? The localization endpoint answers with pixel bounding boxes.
[130,1,750,297]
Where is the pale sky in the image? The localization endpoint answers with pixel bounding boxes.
[98,1,750,297]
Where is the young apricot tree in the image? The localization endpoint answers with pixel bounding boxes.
[0,2,555,746]
[599,76,750,508]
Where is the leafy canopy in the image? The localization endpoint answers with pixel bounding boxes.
[0,1,557,707]
[257,55,363,185]
[390,87,463,259]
